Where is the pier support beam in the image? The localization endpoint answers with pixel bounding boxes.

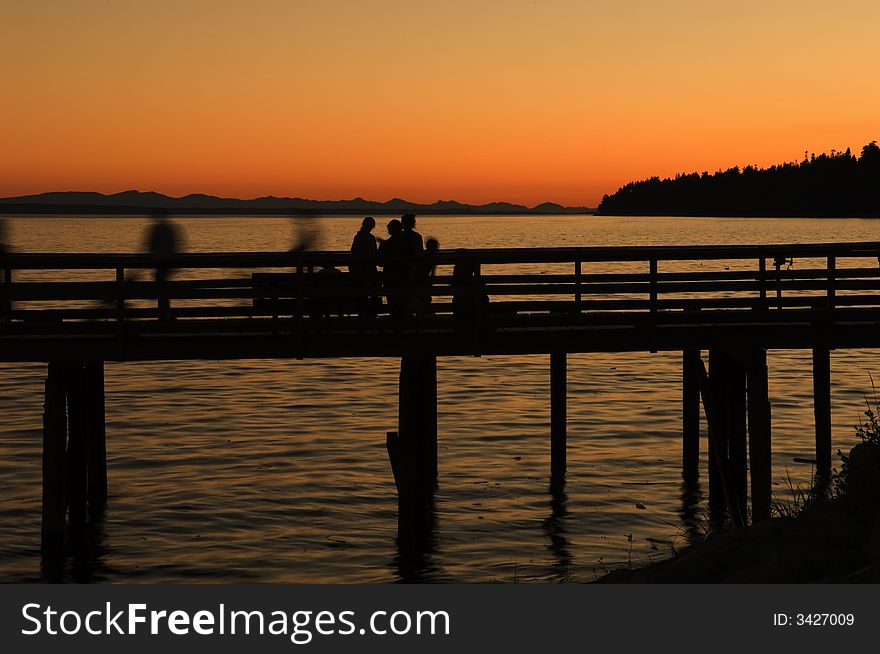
[682,349,701,484]
[66,376,89,527]
[550,352,567,487]
[41,363,68,554]
[725,357,748,516]
[812,347,832,480]
[85,362,108,517]
[706,350,727,517]
[704,350,747,526]
[388,354,438,552]
[40,361,108,555]
[747,349,772,522]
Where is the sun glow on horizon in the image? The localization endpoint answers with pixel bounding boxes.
[2,0,878,206]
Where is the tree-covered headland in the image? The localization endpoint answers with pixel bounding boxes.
[597,140,880,217]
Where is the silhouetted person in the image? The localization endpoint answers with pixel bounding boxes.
[349,216,379,318]
[400,213,424,255]
[387,214,423,317]
[378,219,408,319]
[350,216,378,270]
[350,216,378,278]
[144,210,182,320]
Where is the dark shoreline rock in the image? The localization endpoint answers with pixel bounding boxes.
[596,504,877,583]
[597,443,880,583]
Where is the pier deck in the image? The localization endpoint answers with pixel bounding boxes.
[3,241,879,552]
[2,242,879,361]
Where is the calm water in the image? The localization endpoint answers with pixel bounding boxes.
[1,214,879,583]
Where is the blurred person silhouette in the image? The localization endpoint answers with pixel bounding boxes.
[286,215,340,320]
[288,214,321,253]
[144,210,183,320]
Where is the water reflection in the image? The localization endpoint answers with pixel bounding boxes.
[542,484,573,582]
[392,499,441,583]
[41,518,110,583]
[678,478,705,545]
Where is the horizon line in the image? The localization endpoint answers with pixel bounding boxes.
[0,189,595,210]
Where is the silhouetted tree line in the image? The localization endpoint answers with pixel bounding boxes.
[597,140,880,216]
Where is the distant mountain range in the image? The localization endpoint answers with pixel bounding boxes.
[0,191,595,215]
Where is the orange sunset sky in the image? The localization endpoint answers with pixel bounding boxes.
[2,0,878,207]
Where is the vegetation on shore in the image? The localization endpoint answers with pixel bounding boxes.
[598,140,880,217]
[597,391,880,583]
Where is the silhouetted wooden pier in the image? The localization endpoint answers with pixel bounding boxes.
[3,241,880,552]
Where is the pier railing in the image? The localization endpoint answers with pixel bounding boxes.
[8,243,880,547]
[2,241,880,359]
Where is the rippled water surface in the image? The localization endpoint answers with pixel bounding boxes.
[1,214,879,582]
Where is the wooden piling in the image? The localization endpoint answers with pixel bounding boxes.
[398,354,437,488]
[394,354,438,551]
[747,349,772,522]
[423,356,438,487]
[41,362,68,553]
[725,356,748,515]
[386,429,414,544]
[550,352,567,486]
[812,347,832,479]
[86,362,108,516]
[682,349,701,483]
[706,350,727,515]
[698,355,745,528]
[65,364,89,526]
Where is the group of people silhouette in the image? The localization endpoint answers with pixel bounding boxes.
[2,212,484,326]
[141,210,460,323]
[349,213,442,320]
